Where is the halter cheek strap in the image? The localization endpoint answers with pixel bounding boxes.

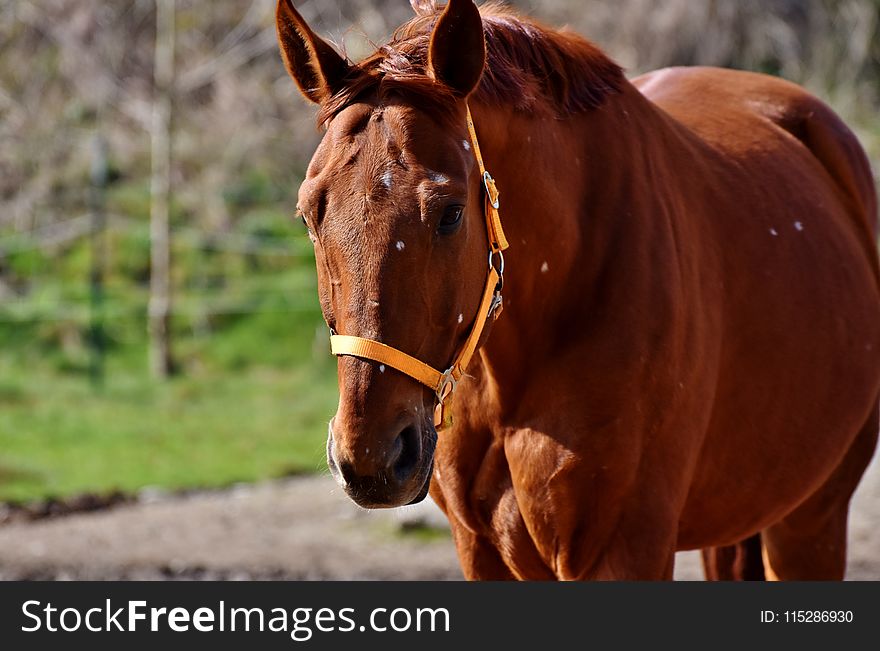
[329,104,509,429]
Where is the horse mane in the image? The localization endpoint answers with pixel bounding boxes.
[317,2,625,126]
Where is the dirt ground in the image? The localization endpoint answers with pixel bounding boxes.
[0,452,877,580]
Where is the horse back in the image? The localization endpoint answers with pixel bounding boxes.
[635,66,878,272]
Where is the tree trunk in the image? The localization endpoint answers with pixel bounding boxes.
[89,132,108,388]
[149,0,176,379]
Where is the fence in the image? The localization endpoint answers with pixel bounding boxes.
[0,214,318,324]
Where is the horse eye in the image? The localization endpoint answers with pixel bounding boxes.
[438,205,464,234]
[297,212,316,241]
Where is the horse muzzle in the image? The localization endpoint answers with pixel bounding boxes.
[326,417,435,508]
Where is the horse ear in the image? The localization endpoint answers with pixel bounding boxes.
[427,0,486,98]
[275,0,350,104]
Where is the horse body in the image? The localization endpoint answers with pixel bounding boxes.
[275,0,880,580]
[431,65,880,579]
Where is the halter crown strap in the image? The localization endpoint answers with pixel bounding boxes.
[330,103,508,428]
[465,105,509,253]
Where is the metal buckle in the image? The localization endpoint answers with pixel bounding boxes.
[433,368,458,429]
[488,291,504,319]
[436,367,457,404]
[483,171,500,210]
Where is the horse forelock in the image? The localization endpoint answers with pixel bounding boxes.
[316,2,625,128]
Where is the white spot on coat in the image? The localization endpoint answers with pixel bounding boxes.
[458,313,464,324]
[429,171,449,184]
[541,261,549,273]
[396,241,406,251]
[769,228,778,236]
[379,365,385,373]
[463,140,471,151]
[794,221,804,231]
[381,170,393,190]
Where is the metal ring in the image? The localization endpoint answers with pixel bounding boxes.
[489,250,505,275]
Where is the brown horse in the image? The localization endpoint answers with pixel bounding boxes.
[275,0,880,580]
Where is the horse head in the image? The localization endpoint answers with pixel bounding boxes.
[276,0,494,508]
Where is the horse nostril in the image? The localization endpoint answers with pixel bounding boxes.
[393,424,421,482]
[336,459,358,485]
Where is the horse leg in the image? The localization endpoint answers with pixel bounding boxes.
[587,536,677,580]
[432,488,517,580]
[448,523,517,580]
[700,534,765,580]
[760,403,878,580]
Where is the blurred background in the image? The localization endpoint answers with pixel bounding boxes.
[0,1,878,579]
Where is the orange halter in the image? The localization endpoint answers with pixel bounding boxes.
[330,105,509,429]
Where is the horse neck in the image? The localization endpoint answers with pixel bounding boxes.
[469,81,682,396]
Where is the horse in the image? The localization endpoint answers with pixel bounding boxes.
[275,0,880,580]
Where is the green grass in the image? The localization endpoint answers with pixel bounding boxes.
[0,199,342,503]
[394,522,453,543]
[0,359,337,502]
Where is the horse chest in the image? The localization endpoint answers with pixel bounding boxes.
[434,451,556,579]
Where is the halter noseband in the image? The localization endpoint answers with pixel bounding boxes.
[329,105,509,429]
